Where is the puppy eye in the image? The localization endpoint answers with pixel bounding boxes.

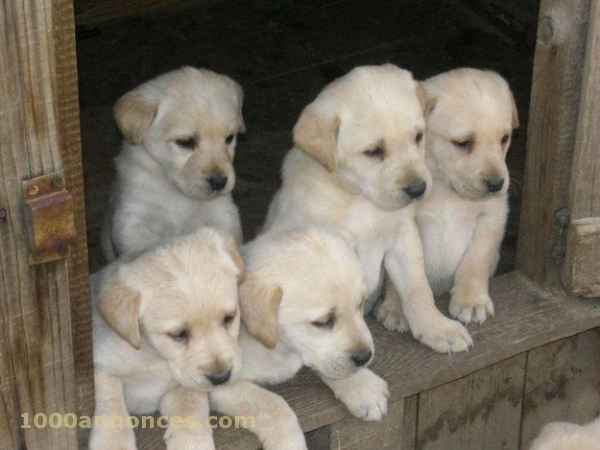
[167,328,189,343]
[452,138,473,152]
[501,134,510,145]
[225,134,236,145]
[415,131,424,145]
[223,312,236,327]
[175,136,197,149]
[363,147,385,160]
[312,314,336,329]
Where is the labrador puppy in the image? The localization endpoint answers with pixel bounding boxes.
[101,67,245,261]
[529,416,600,450]
[90,228,246,450]
[263,64,472,353]
[378,68,518,327]
[209,227,388,449]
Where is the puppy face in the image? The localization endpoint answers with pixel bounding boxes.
[293,64,432,210]
[423,68,519,199]
[97,228,244,391]
[114,67,245,200]
[241,229,374,380]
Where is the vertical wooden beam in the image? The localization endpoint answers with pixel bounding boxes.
[0,1,90,449]
[520,329,600,449]
[562,0,600,297]
[415,355,526,450]
[516,0,591,286]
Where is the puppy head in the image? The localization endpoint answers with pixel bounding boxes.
[240,228,374,380]
[293,64,432,210]
[114,66,245,200]
[423,68,519,199]
[97,228,244,391]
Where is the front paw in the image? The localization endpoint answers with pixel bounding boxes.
[450,283,495,324]
[333,370,389,421]
[375,295,409,332]
[89,427,137,450]
[164,430,215,450]
[411,313,473,353]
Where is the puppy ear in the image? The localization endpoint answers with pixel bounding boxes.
[97,275,142,349]
[239,275,282,349]
[224,236,245,282]
[416,82,437,117]
[114,90,158,144]
[510,92,520,129]
[293,103,340,172]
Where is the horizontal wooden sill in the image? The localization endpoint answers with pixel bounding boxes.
[136,271,600,450]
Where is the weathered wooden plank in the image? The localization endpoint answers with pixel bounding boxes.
[516,0,591,286]
[562,0,600,297]
[563,218,600,297]
[416,355,526,450]
[520,329,600,449]
[75,0,205,25]
[0,0,82,449]
[402,395,418,450]
[136,272,600,450]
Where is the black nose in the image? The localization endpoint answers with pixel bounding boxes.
[403,179,427,199]
[206,369,232,386]
[207,174,228,192]
[351,349,373,367]
[484,176,504,193]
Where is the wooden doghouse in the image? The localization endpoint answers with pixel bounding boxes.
[1,1,599,450]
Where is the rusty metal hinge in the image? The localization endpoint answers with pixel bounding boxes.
[23,172,76,264]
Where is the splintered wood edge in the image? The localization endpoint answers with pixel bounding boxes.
[136,271,600,450]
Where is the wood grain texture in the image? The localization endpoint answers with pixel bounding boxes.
[75,0,206,25]
[520,329,600,449]
[516,0,591,286]
[0,0,83,449]
[402,395,419,450]
[416,355,526,450]
[562,0,600,297]
[131,272,600,450]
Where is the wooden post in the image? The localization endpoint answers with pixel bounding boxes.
[516,0,591,287]
[0,1,92,449]
[562,0,600,297]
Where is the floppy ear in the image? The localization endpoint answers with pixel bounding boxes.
[510,92,520,129]
[239,275,282,349]
[224,236,245,282]
[97,276,142,349]
[114,90,158,144]
[416,82,437,118]
[293,102,340,172]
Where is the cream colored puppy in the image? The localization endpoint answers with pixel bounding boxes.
[208,228,387,447]
[264,64,473,353]
[90,228,245,450]
[529,416,600,450]
[102,67,245,261]
[379,68,518,327]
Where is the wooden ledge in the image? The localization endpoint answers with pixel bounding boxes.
[137,271,600,450]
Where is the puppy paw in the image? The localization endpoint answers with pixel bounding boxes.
[333,369,389,421]
[375,297,409,332]
[450,284,495,324]
[412,314,473,353]
[89,428,137,450]
[164,430,215,450]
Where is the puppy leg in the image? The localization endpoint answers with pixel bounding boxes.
[450,210,506,324]
[375,274,409,332]
[89,371,136,450]
[209,381,307,450]
[320,368,389,421]
[384,218,473,353]
[160,387,214,450]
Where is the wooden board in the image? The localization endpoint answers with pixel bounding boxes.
[520,329,600,449]
[563,218,600,297]
[416,355,526,450]
[516,0,591,286]
[0,0,88,449]
[402,395,419,450]
[132,271,600,450]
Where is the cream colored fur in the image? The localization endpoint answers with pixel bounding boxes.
[101,67,244,261]
[529,416,600,450]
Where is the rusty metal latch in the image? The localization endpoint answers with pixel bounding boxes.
[23,172,76,264]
